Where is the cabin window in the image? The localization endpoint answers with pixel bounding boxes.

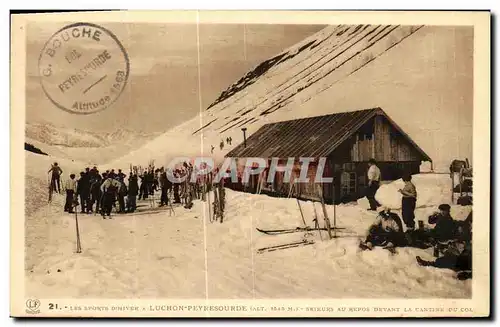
[359,133,373,141]
[343,163,356,171]
[341,171,357,196]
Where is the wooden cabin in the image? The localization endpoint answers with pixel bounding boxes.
[225,108,432,204]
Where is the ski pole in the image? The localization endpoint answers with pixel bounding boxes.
[74,201,82,253]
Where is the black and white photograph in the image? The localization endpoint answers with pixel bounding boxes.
[10,10,490,317]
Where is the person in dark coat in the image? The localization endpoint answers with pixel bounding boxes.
[173,169,181,204]
[117,176,127,213]
[416,213,472,280]
[117,169,126,183]
[147,170,155,195]
[89,171,102,213]
[159,169,171,206]
[428,204,458,242]
[48,162,63,193]
[398,172,417,230]
[77,171,91,213]
[127,174,139,212]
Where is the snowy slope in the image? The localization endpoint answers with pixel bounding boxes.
[26,122,160,164]
[26,122,160,148]
[106,25,472,172]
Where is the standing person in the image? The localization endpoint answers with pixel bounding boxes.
[64,173,77,213]
[77,171,91,214]
[117,169,126,183]
[138,172,145,200]
[147,169,155,196]
[127,174,139,212]
[366,158,381,211]
[154,169,161,192]
[161,168,173,206]
[48,162,63,193]
[159,168,167,206]
[220,140,224,150]
[173,169,181,204]
[89,170,102,213]
[100,174,121,218]
[211,145,215,154]
[117,176,127,213]
[399,172,418,230]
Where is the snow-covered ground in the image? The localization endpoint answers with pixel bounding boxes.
[25,152,471,299]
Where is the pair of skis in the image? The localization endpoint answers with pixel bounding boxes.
[256,226,346,235]
[257,239,315,254]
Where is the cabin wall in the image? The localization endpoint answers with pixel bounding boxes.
[350,116,423,162]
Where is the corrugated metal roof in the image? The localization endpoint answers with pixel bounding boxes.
[226,108,431,161]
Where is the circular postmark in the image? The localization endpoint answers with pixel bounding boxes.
[38,22,130,115]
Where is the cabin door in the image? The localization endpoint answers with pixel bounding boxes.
[340,171,357,200]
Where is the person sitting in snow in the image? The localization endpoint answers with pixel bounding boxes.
[416,212,472,280]
[359,208,405,252]
[427,204,458,242]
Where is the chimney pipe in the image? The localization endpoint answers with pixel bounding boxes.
[241,127,247,148]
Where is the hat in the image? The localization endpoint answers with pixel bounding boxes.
[378,207,391,214]
[438,204,451,212]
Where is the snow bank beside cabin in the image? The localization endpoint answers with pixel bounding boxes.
[358,174,452,210]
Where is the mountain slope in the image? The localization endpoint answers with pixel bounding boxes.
[106,25,472,172]
[26,122,160,148]
[25,122,161,164]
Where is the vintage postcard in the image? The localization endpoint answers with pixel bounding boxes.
[10,10,490,317]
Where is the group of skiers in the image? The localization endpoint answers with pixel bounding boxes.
[53,160,213,219]
[360,159,472,280]
[62,166,134,218]
[210,137,232,154]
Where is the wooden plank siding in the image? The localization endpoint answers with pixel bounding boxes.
[349,116,421,163]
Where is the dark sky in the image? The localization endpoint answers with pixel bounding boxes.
[26,22,325,133]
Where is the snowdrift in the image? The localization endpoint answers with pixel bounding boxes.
[357,174,452,210]
[26,178,471,299]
